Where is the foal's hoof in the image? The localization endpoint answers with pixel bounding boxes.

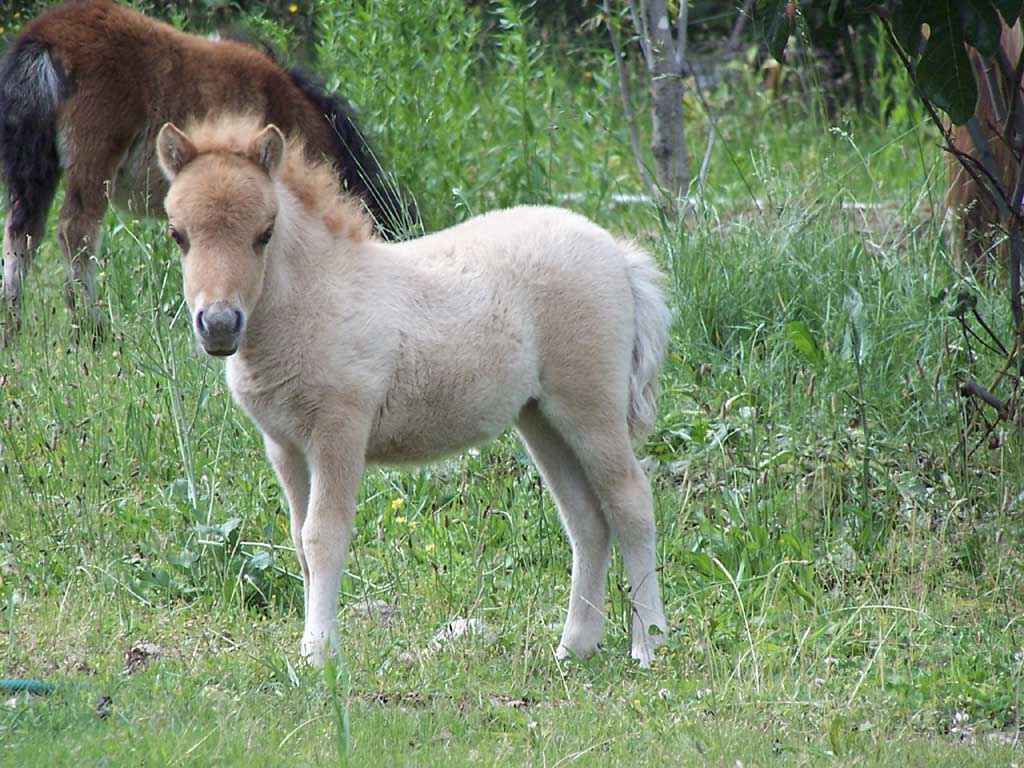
[300,640,327,669]
[300,630,337,668]
[631,627,667,668]
[555,639,599,663]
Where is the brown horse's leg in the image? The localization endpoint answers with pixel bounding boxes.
[2,188,56,347]
[57,176,114,338]
[56,106,136,340]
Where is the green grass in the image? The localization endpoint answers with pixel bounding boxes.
[1,1,1022,764]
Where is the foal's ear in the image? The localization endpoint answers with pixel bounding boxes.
[250,125,285,177]
[156,123,197,179]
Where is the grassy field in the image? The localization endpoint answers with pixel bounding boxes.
[1,1,1022,765]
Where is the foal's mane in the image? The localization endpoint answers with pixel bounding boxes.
[185,114,375,243]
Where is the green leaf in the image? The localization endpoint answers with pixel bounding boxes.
[948,288,979,317]
[169,549,198,571]
[195,516,242,543]
[828,0,845,26]
[169,478,191,502]
[686,551,717,578]
[917,23,978,125]
[785,320,825,368]
[828,716,845,757]
[756,0,793,61]
[840,288,871,363]
[960,0,1002,56]
[790,575,817,606]
[891,0,930,54]
[994,0,1024,25]
[247,550,273,572]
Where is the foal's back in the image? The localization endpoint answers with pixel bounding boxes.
[356,207,641,461]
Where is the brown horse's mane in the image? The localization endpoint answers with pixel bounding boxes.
[184,113,375,243]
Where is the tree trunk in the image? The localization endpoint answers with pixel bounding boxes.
[627,0,690,212]
[650,69,689,202]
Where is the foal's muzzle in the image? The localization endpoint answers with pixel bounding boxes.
[195,301,244,356]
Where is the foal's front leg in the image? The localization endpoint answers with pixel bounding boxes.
[264,437,311,617]
[300,416,369,667]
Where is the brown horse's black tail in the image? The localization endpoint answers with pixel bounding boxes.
[287,68,417,240]
[0,36,67,233]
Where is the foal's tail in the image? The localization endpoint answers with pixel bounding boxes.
[623,243,671,443]
[0,37,66,231]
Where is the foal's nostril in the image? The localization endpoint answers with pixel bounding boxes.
[195,303,243,353]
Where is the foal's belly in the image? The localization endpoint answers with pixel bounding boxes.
[364,317,538,465]
[364,395,528,465]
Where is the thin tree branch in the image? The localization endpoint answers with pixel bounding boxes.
[964,116,1012,213]
[627,0,652,68]
[1005,41,1024,145]
[604,0,659,201]
[726,0,755,54]
[698,120,715,195]
[960,315,976,363]
[966,409,1000,460]
[980,57,1008,128]
[688,60,761,213]
[962,316,1006,357]
[972,307,1011,357]
[960,381,1011,420]
[942,141,1014,222]
[1009,228,1024,349]
[674,0,688,68]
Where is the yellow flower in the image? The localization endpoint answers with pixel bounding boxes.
[391,497,405,511]
[0,27,5,35]
[409,520,418,531]
[425,543,435,553]
[288,3,299,12]
[394,516,406,525]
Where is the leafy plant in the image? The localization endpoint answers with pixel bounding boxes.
[760,0,1024,449]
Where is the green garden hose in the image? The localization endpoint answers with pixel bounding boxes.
[0,679,56,695]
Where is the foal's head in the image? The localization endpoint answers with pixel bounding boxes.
[156,121,284,357]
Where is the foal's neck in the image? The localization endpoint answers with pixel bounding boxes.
[240,195,344,357]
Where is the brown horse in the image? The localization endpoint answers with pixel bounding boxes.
[0,0,412,342]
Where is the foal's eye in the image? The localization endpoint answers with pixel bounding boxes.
[255,225,274,248]
[168,226,187,249]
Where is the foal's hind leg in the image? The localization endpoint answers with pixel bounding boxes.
[542,402,667,666]
[517,402,610,660]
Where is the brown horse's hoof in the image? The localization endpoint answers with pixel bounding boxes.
[70,316,109,348]
[0,309,20,350]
